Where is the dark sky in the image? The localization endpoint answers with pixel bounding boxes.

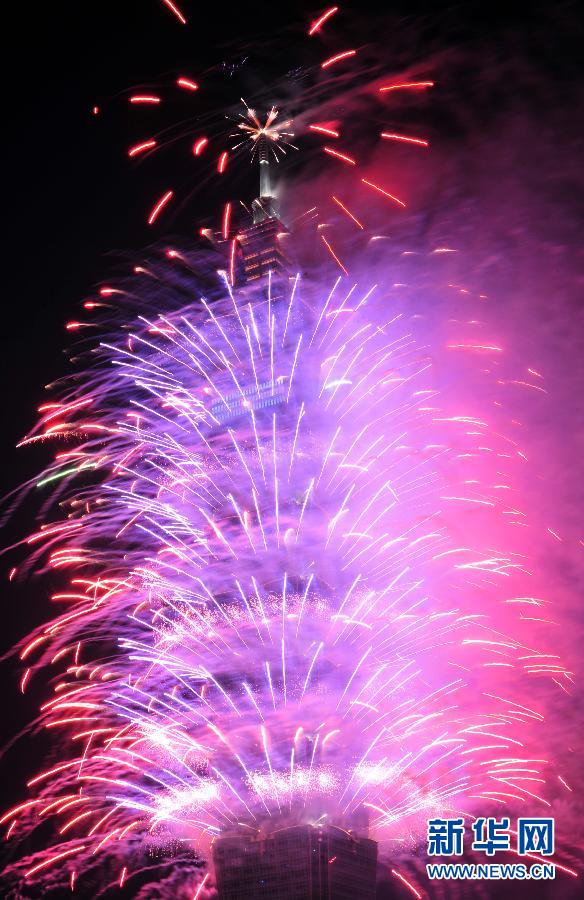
[2,1,582,895]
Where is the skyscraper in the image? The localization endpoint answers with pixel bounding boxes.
[212,112,379,899]
[212,823,378,900]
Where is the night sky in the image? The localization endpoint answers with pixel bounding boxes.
[2,1,582,896]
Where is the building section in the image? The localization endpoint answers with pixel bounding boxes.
[237,215,289,283]
[212,823,378,899]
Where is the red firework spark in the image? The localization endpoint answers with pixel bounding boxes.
[331,195,364,229]
[193,137,209,156]
[380,132,429,147]
[323,146,356,165]
[321,49,357,69]
[379,80,434,92]
[309,123,340,138]
[161,0,187,25]
[128,140,157,157]
[361,178,406,208]
[129,95,161,104]
[308,7,339,36]
[321,234,348,274]
[148,190,174,225]
[222,202,232,240]
[177,76,199,91]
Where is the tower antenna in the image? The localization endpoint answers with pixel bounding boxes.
[233,104,296,223]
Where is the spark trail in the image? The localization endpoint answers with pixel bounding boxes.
[2,260,570,893]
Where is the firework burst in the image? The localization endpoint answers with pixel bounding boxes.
[231,104,297,162]
[3,257,576,893]
[2,4,580,899]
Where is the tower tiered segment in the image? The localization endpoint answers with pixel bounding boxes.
[238,215,289,282]
[212,823,378,900]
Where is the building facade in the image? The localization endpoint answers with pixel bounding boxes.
[237,216,289,283]
[212,823,378,899]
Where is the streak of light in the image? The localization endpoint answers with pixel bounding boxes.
[321,235,348,275]
[193,873,210,898]
[309,124,340,138]
[148,190,174,225]
[222,202,232,239]
[177,77,199,91]
[322,50,357,69]
[331,195,364,229]
[309,7,339,35]
[361,178,406,208]
[129,95,161,104]
[193,137,209,156]
[391,868,423,899]
[161,0,187,24]
[324,147,356,166]
[380,132,429,147]
[128,140,157,157]
[25,845,86,879]
[379,81,434,92]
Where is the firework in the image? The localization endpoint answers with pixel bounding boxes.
[3,4,578,898]
[114,3,431,268]
[3,254,574,893]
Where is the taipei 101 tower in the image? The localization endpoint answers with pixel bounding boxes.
[210,109,379,900]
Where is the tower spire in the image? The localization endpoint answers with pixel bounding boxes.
[258,135,272,201]
[253,134,277,223]
[234,104,295,223]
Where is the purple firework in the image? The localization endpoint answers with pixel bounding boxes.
[2,255,574,894]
